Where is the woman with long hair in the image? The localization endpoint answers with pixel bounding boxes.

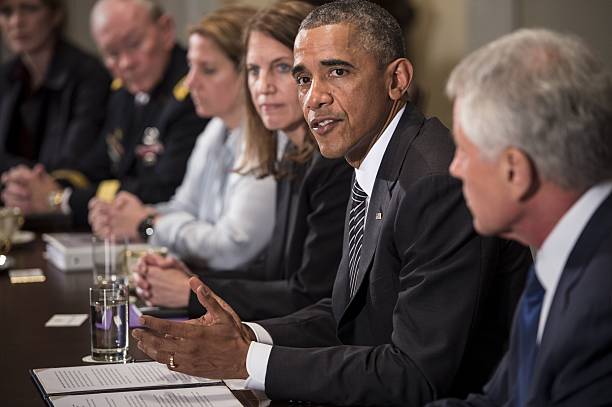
[135,1,352,320]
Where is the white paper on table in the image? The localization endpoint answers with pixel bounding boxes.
[223,380,271,407]
[33,361,220,395]
[45,314,89,327]
[223,379,248,390]
[48,385,242,407]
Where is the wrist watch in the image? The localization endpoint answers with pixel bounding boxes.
[137,214,156,241]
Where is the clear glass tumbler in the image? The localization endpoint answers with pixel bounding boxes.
[89,283,130,363]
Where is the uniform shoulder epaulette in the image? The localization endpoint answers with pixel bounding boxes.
[173,76,190,101]
[50,169,91,189]
[111,78,123,91]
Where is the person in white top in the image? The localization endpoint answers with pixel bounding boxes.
[88,5,276,272]
[132,2,531,406]
[428,29,612,406]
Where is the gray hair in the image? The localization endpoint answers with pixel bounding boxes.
[447,28,612,190]
[299,0,406,68]
[92,0,163,24]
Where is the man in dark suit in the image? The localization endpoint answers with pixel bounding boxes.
[428,29,612,406]
[132,2,530,405]
[1,0,207,226]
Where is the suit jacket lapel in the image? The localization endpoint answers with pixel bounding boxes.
[264,158,298,280]
[350,176,392,303]
[337,104,426,322]
[529,190,612,401]
[332,175,356,321]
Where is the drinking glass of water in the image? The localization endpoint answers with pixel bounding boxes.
[89,284,131,363]
[92,236,128,287]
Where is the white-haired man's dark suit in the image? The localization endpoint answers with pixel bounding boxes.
[429,184,612,406]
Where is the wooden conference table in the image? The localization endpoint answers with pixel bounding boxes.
[0,234,271,406]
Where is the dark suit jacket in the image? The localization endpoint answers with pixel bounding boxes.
[0,39,110,174]
[188,150,352,320]
[428,190,612,407]
[68,45,208,225]
[257,105,531,406]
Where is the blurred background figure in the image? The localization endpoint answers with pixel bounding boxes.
[1,0,207,228]
[89,5,277,272]
[132,0,352,320]
[0,0,109,192]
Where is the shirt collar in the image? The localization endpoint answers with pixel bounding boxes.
[225,122,244,148]
[535,181,612,341]
[355,106,405,196]
[536,181,612,292]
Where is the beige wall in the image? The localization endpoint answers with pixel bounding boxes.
[519,0,612,69]
[64,0,97,53]
[3,0,609,129]
[416,0,612,127]
[410,0,467,127]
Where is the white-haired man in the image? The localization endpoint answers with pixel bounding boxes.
[430,28,612,406]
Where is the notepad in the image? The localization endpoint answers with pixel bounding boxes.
[45,314,88,327]
[9,268,46,284]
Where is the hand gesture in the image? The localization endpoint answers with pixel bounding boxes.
[132,277,255,379]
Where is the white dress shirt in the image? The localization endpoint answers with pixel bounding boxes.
[534,181,612,342]
[243,106,405,392]
[151,117,276,270]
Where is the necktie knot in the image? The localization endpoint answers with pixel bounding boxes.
[523,265,545,309]
[351,181,368,206]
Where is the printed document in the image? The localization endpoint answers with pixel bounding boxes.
[48,385,242,407]
[33,361,219,395]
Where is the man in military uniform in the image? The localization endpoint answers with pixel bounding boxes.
[1,0,207,226]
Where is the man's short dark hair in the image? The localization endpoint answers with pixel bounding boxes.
[299,0,406,68]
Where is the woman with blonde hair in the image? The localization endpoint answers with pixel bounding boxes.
[136,0,352,320]
[91,5,277,276]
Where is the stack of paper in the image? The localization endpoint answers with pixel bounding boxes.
[43,233,159,272]
[43,233,94,271]
[31,361,242,407]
